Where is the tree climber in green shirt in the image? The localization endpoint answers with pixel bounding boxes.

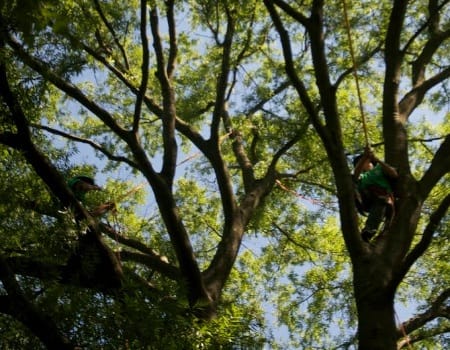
[67,175,115,220]
[353,148,399,242]
[64,175,121,290]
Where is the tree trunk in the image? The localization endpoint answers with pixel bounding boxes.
[355,288,397,349]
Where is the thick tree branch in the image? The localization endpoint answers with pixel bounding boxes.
[148,7,168,90]
[0,131,21,149]
[99,223,180,280]
[399,66,450,118]
[398,288,450,338]
[174,116,209,150]
[383,0,408,98]
[230,127,255,192]
[72,35,197,195]
[64,27,212,186]
[0,59,123,289]
[265,0,362,255]
[382,0,409,169]
[197,9,243,290]
[132,0,150,133]
[202,129,242,296]
[419,134,450,198]
[63,20,210,166]
[62,14,210,160]
[270,0,309,26]
[406,0,450,84]
[5,34,129,140]
[0,256,76,349]
[219,9,268,192]
[149,6,178,184]
[395,193,450,284]
[140,9,207,306]
[263,0,324,139]
[199,6,281,290]
[5,255,171,306]
[398,326,450,349]
[5,257,64,281]
[308,0,338,132]
[401,2,445,61]
[99,223,161,257]
[202,110,300,296]
[120,250,180,281]
[0,58,77,209]
[210,5,234,143]
[165,0,177,79]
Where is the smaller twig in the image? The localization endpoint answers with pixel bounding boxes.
[31,123,139,168]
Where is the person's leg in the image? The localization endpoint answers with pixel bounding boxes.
[362,198,386,242]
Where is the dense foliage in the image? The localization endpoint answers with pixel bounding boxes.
[0,1,448,349]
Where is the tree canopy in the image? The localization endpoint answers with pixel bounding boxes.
[0,0,449,349]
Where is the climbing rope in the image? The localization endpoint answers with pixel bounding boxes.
[275,180,323,206]
[341,0,370,148]
[110,210,122,263]
[395,310,413,350]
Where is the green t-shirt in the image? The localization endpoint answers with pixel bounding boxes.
[357,164,393,193]
[67,176,86,203]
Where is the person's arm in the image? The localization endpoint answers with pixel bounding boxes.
[90,202,116,217]
[353,149,372,179]
[370,154,399,179]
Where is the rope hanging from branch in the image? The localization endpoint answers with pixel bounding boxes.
[341,0,370,148]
